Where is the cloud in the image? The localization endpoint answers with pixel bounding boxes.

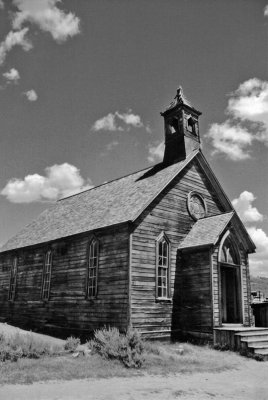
[92,113,118,132]
[206,121,252,161]
[264,5,268,16]
[0,27,32,65]
[12,0,80,43]
[247,227,268,277]
[3,68,20,83]
[231,190,268,276]
[148,141,164,163]
[227,78,268,143]
[92,110,147,132]
[1,163,92,203]
[0,0,4,9]
[206,78,268,160]
[23,89,37,101]
[232,191,263,223]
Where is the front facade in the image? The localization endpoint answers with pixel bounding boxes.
[0,88,255,340]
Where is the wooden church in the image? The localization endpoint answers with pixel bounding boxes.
[0,88,256,341]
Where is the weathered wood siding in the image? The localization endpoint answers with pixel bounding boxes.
[0,224,129,336]
[173,249,212,334]
[131,159,226,334]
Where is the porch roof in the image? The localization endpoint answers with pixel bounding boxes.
[178,212,234,250]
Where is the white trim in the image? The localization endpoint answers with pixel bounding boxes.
[218,230,230,263]
[240,260,245,325]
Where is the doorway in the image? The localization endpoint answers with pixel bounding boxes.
[221,265,242,324]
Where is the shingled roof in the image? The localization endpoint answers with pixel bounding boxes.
[178,212,235,250]
[1,151,198,253]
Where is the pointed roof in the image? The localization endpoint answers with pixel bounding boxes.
[178,212,234,250]
[178,212,255,252]
[0,151,198,253]
[161,87,201,116]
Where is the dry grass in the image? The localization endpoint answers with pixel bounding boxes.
[143,341,244,375]
[0,340,245,385]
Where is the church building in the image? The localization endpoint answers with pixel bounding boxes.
[0,88,256,341]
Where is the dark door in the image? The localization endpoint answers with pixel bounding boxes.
[221,265,242,323]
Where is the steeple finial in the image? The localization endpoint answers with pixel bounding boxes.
[176,86,184,103]
[161,85,196,116]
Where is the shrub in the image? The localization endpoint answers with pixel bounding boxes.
[64,336,81,352]
[90,327,145,368]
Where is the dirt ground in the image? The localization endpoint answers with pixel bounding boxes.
[1,360,268,400]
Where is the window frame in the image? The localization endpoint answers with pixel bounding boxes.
[187,191,207,221]
[155,232,171,300]
[41,250,53,301]
[86,237,99,299]
[8,256,18,301]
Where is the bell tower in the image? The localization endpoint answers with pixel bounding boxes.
[160,87,202,165]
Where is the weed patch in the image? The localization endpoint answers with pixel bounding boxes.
[64,337,81,352]
[89,327,145,368]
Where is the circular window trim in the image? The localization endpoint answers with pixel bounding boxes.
[187,191,207,221]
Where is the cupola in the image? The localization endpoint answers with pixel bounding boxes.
[160,87,202,165]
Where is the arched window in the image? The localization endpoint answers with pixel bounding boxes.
[220,236,239,265]
[87,238,99,298]
[156,233,170,299]
[8,257,18,301]
[42,250,52,300]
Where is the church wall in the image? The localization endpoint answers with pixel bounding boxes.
[130,159,225,336]
[0,224,129,337]
[173,249,212,334]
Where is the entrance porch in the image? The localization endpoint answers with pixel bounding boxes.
[214,325,268,360]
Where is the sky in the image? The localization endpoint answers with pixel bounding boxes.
[0,0,267,276]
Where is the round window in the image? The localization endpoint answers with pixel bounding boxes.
[187,191,206,221]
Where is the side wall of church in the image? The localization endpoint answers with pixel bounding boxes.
[0,224,129,337]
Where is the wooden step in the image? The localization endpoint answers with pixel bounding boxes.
[235,330,268,337]
[241,338,268,347]
[253,348,268,355]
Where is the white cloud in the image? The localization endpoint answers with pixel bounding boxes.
[3,68,20,83]
[0,0,4,9]
[23,89,37,101]
[12,0,80,43]
[92,113,119,132]
[232,191,263,223]
[92,110,146,132]
[116,111,143,128]
[264,5,268,16]
[227,78,268,143]
[0,27,32,65]
[1,163,92,203]
[206,121,252,161]
[231,190,268,276]
[148,141,164,163]
[247,227,268,277]
[206,78,268,160]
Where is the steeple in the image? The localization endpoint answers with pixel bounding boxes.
[160,87,202,165]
